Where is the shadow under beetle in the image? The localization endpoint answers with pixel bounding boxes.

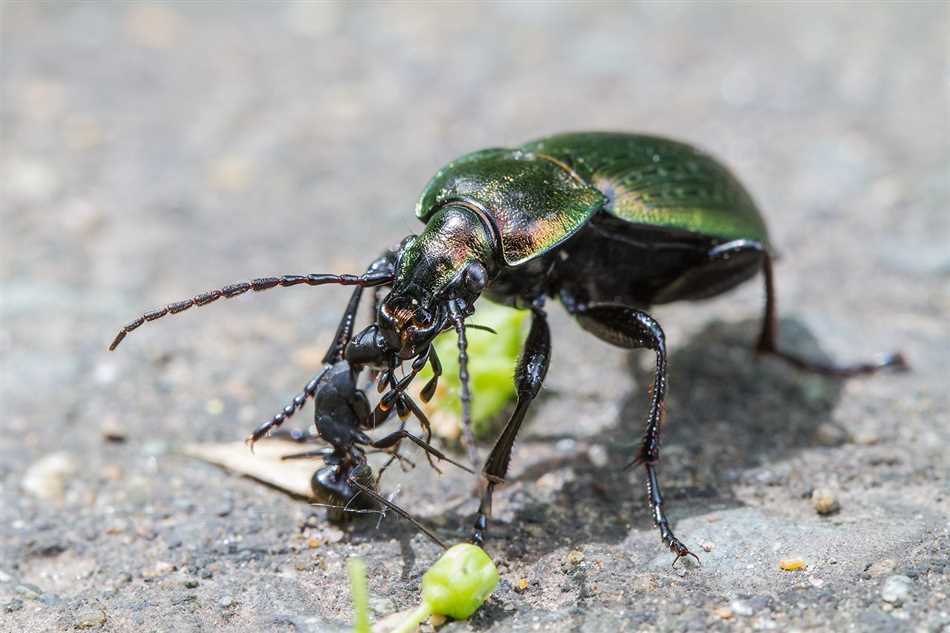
[111,131,907,563]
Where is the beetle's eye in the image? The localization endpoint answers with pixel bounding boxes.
[463,262,487,293]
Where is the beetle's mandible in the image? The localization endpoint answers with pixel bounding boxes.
[111,132,907,563]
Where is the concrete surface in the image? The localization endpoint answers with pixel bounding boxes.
[2,3,948,632]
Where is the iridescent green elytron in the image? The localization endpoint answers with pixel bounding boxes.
[416,147,607,266]
[417,132,769,266]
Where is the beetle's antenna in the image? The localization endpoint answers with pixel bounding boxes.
[448,303,480,471]
[346,477,447,550]
[108,271,393,350]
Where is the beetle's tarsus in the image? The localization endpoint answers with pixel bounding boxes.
[670,545,701,568]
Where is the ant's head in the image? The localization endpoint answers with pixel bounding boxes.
[311,461,377,523]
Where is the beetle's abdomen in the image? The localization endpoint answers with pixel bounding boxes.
[521,132,770,246]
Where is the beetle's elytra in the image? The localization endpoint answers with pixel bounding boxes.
[111,131,906,562]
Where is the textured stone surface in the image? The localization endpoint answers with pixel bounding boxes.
[2,3,948,632]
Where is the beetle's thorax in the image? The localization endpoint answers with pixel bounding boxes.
[379,204,498,358]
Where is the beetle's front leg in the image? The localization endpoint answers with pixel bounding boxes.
[471,305,550,545]
[572,303,697,565]
[449,303,480,470]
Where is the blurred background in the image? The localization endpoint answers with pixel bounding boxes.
[2,3,948,632]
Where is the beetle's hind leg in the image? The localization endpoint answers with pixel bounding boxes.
[571,303,697,564]
[663,239,908,376]
[754,246,908,376]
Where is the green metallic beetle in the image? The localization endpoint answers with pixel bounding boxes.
[111,132,906,562]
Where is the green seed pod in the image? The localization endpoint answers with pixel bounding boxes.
[421,544,499,620]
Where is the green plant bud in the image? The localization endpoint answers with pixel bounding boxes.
[418,300,527,438]
[420,543,499,620]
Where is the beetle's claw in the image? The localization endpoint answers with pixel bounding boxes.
[670,540,700,568]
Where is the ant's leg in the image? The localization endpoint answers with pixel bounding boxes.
[281,447,335,460]
[268,428,317,442]
[246,286,365,447]
[471,305,550,546]
[246,366,331,446]
[573,303,696,565]
[754,248,907,376]
[346,476,447,550]
[368,347,431,427]
[420,345,442,403]
[368,427,474,474]
[372,422,416,486]
[247,252,397,447]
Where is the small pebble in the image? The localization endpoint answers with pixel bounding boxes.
[701,541,714,552]
[515,578,529,592]
[566,550,585,565]
[779,558,806,571]
[21,452,77,502]
[142,561,175,578]
[219,596,235,609]
[881,574,913,606]
[74,607,107,628]
[587,444,609,468]
[100,417,127,442]
[866,559,897,577]
[812,488,841,515]
[555,438,576,453]
[714,606,734,620]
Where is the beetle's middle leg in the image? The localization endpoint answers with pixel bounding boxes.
[471,305,550,545]
[572,302,697,565]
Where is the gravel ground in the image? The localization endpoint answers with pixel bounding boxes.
[2,3,948,632]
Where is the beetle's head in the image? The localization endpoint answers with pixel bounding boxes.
[347,205,496,364]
